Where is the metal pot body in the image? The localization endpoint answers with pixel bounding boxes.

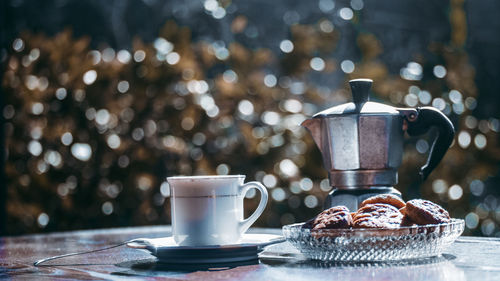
[301,79,455,191]
[317,113,404,188]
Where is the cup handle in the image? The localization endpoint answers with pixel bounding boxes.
[238,181,268,235]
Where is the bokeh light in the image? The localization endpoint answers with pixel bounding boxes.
[3,0,500,237]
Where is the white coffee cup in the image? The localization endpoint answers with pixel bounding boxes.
[167,175,268,246]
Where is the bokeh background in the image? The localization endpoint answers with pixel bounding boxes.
[1,0,499,236]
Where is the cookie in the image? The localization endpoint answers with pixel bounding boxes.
[400,215,416,227]
[305,206,352,230]
[353,203,403,229]
[405,199,450,225]
[359,194,406,209]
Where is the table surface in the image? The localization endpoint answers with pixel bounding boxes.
[1,226,499,281]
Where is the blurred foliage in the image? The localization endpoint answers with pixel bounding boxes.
[3,0,500,236]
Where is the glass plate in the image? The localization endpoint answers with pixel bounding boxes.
[282,218,464,262]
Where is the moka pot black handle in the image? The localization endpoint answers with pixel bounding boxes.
[405,107,455,181]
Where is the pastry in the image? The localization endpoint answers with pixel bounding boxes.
[405,199,451,225]
[303,198,451,232]
[359,194,406,209]
[400,215,417,226]
[304,206,352,230]
[353,203,403,228]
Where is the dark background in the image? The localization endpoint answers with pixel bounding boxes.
[1,0,499,236]
[3,0,500,115]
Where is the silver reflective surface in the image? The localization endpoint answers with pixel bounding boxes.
[306,114,404,188]
[326,116,359,170]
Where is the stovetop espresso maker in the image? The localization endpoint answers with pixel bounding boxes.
[301,79,455,211]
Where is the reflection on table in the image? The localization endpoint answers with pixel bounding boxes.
[1,226,499,280]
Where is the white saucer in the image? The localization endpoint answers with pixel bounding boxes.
[127,234,285,264]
